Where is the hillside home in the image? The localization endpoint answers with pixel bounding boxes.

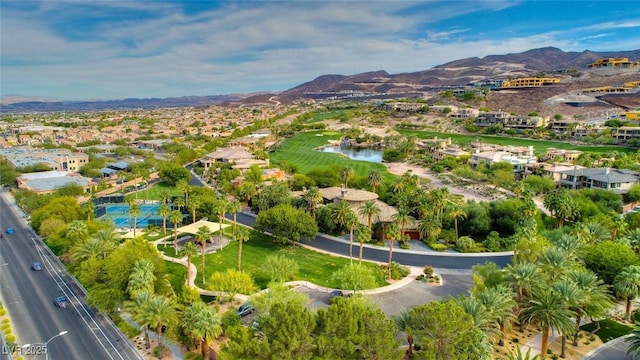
[469,150,537,177]
[557,167,640,194]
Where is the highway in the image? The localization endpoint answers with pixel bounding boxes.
[0,191,142,360]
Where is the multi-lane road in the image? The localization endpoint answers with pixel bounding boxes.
[0,191,142,360]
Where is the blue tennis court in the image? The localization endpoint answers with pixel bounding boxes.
[97,203,165,229]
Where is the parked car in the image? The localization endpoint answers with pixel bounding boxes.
[31,262,42,271]
[6,228,14,234]
[53,296,68,308]
[329,290,352,302]
[236,303,255,317]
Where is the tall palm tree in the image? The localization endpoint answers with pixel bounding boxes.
[65,220,89,244]
[538,248,574,281]
[158,190,172,207]
[358,199,381,231]
[235,227,250,271]
[182,302,222,359]
[367,169,383,194]
[333,200,357,260]
[179,241,199,287]
[567,269,612,346]
[174,197,186,212]
[157,203,171,241]
[417,215,441,243]
[610,213,628,241]
[169,210,183,251]
[187,196,202,224]
[394,309,415,357]
[339,166,354,189]
[177,179,191,205]
[142,295,179,351]
[550,279,581,358]
[302,186,323,220]
[355,225,371,263]
[72,230,119,261]
[620,229,640,254]
[392,207,414,241]
[476,285,517,346]
[127,290,153,349]
[127,259,156,298]
[384,222,400,280]
[195,226,212,284]
[228,199,243,238]
[344,211,359,261]
[429,188,449,221]
[81,201,95,221]
[129,202,141,237]
[215,198,229,249]
[448,206,467,239]
[520,288,576,359]
[614,265,640,321]
[504,262,544,331]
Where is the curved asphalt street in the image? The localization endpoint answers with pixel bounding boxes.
[0,191,142,360]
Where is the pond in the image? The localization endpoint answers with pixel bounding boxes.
[319,146,383,163]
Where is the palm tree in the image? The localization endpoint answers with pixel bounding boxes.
[358,199,381,231]
[72,230,119,261]
[127,259,156,298]
[302,186,323,220]
[504,346,541,360]
[339,166,354,188]
[177,179,191,205]
[215,198,229,249]
[392,207,414,242]
[129,202,141,237]
[504,262,544,331]
[142,170,151,200]
[333,200,357,260]
[429,188,449,221]
[520,288,576,359]
[355,225,371,263]
[143,295,179,351]
[195,226,212,284]
[384,222,400,280]
[538,248,574,281]
[228,199,243,238]
[448,206,467,239]
[81,201,95,221]
[182,302,222,359]
[174,197,186,212]
[417,215,441,243]
[344,211,359,261]
[367,169,383,194]
[567,269,612,346]
[157,203,171,241]
[550,279,581,358]
[127,290,153,349]
[179,241,199,287]
[169,210,183,251]
[625,326,640,360]
[610,213,628,241]
[394,309,415,357]
[620,229,640,254]
[476,285,517,346]
[158,190,172,206]
[235,226,250,271]
[614,265,640,321]
[186,196,202,224]
[65,220,89,243]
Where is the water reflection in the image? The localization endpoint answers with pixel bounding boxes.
[319,146,383,163]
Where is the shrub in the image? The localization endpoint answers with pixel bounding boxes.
[455,236,475,251]
[399,242,411,250]
[381,262,410,280]
[1,323,10,331]
[0,308,6,316]
[5,334,15,343]
[428,243,448,252]
[423,265,434,277]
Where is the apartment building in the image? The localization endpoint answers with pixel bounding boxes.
[613,127,640,141]
[0,147,89,172]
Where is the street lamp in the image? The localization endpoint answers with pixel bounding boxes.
[22,330,68,360]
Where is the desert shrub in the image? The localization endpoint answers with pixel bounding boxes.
[428,243,448,252]
[455,236,476,251]
[423,265,434,277]
[381,262,410,280]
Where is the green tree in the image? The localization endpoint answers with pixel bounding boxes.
[195,225,212,284]
[263,254,299,283]
[81,201,96,221]
[448,206,467,239]
[159,162,191,185]
[228,199,243,238]
[302,186,323,220]
[581,241,638,284]
[186,196,202,224]
[250,282,309,316]
[129,202,141,237]
[215,198,229,248]
[355,225,372,263]
[418,214,442,243]
[179,241,199,288]
[142,295,179,351]
[367,169,383,194]
[614,265,640,321]
[408,299,491,360]
[567,269,613,346]
[331,263,378,291]
[395,309,416,357]
[235,226,250,271]
[520,288,576,359]
[254,204,318,246]
[127,259,155,299]
[208,269,257,300]
[316,296,403,360]
[157,203,171,241]
[182,301,222,359]
[168,210,183,250]
[544,189,579,228]
[384,222,401,280]
[625,325,640,360]
[358,199,381,231]
[339,165,355,188]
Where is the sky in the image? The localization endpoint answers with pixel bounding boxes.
[1,1,640,101]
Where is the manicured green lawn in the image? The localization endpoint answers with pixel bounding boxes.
[164,260,187,295]
[144,181,182,200]
[193,231,388,290]
[309,110,347,123]
[270,131,394,180]
[397,129,636,155]
[580,319,634,342]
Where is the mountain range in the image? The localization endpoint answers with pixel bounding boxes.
[2,47,639,113]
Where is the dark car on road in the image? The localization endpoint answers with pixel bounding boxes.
[329,290,352,302]
[31,262,42,271]
[236,303,255,317]
[54,295,68,308]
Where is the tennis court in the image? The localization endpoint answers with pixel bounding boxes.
[97,203,164,229]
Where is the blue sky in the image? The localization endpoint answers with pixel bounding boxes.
[1,1,639,101]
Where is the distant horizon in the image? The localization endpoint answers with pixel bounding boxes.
[2,1,640,101]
